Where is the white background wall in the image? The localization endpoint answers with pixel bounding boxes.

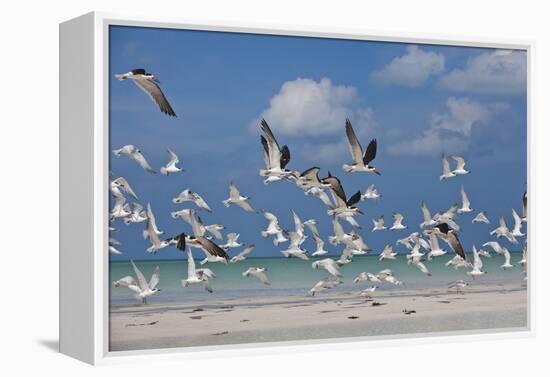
[1,0,548,375]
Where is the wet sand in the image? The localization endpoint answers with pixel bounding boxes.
[109,284,527,351]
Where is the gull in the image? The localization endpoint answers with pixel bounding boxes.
[111,176,138,200]
[202,222,225,240]
[420,201,437,228]
[390,212,407,230]
[448,280,468,294]
[281,231,309,260]
[451,156,470,176]
[322,172,364,219]
[518,243,527,266]
[372,216,387,232]
[361,184,382,201]
[467,245,486,277]
[160,147,183,175]
[329,217,358,246]
[311,236,329,256]
[230,244,256,263]
[445,255,471,270]
[242,267,271,285]
[440,154,456,180]
[472,211,490,224]
[336,247,355,266]
[113,261,160,304]
[354,272,381,284]
[377,269,404,285]
[112,145,156,173]
[304,186,335,209]
[109,236,123,254]
[378,244,397,261]
[171,208,196,224]
[360,286,378,299]
[511,208,525,237]
[522,191,527,223]
[303,219,329,256]
[408,256,431,276]
[312,258,342,277]
[457,185,473,214]
[115,68,176,116]
[259,119,296,183]
[123,202,147,225]
[143,203,164,240]
[260,211,288,245]
[342,118,380,175]
[222,182,256,213]
[348,230,371,254]
[478,248,492,258]
[433,222,467,262]
[144,218,177,253]
[221,233,243,250]
[308,277,342,296]
[426,231,447,260]
[181,249,214,293]
[490,215,518,244]
[173,188,212,212]
[483,241,513,269]
[406,239,425,260]
[291,210,307,242]
[110,195,131,220]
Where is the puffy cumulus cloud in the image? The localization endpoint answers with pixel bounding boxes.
[370,45,445,87]
[388,97,505,157]
[254,77,373,136]
[438,50,527,95]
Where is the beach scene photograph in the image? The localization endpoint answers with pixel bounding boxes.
[108,25,527,352]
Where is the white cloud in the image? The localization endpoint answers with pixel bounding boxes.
[439,50,526,94]
[388,97,502,157]
[255,77,374,137]
[370,45,445,87]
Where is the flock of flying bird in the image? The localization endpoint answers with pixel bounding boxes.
[110,68,528,303]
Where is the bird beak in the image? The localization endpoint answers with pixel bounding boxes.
[374,169,381,176]
[356,208,365,215]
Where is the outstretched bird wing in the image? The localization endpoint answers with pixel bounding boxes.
[133,77,177,116]
[363,139,378,165]
[345,119,363,164]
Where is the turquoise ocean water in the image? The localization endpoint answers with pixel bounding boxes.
[109,253,526,306]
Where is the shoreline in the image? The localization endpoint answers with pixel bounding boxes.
[110,283,527,351]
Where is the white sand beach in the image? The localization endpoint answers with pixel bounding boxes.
[109,283,527,351]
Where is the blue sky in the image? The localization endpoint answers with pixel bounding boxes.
[109,25,527,261]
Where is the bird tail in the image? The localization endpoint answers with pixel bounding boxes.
[342,164,353,172]
[160,167,168,175]
[222,199,231,208]
[261,231,269,238]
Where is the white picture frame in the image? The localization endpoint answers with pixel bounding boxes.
[59,11,535,365]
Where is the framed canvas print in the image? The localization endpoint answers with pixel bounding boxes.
[60,12,533,365]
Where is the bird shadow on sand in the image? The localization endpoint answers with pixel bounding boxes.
[38,339,59,353]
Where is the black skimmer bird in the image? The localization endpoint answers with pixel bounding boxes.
[115,68,176,116]
[342,119,380,174]
[259,119,297,183]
